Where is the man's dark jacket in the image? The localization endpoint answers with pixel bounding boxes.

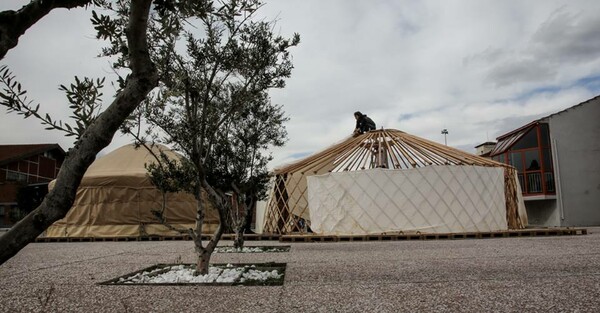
[356,114,376,133]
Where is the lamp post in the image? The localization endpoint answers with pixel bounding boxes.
[441,129,448,146]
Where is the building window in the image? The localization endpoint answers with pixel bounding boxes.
[511,128,538,150]
[6,171,27,183]
[509,152,523,172]
[43,151,55,160]
[491,123,555,196]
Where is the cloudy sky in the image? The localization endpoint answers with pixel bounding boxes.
[2,0,600,168]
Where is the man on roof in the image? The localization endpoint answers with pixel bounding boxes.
[353,111,376,136]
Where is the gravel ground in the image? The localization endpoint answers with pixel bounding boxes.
[1,229,600,312]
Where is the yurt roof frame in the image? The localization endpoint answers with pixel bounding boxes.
[275,129,508,175]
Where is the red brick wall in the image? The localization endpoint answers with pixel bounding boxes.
[38,156,56,181]
[0,183,20,203]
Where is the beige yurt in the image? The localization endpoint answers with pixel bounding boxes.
[45,144,218,238]
[263,129,527,235]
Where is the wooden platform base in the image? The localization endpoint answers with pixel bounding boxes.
[35,233,281,243]
[279,228,588,242]
[35,228,587,243]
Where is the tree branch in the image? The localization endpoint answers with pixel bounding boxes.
[0,0,157,265]
[0,0,92,59]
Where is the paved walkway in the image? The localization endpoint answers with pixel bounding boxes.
[1,229,600,312]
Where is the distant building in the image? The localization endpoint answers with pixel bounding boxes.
[488,95,600,227]
[0,144,65,227]
[474,141,496,158]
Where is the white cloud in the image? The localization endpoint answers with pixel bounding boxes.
[2,0,600,164]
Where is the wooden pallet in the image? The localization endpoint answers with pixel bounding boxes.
[35,233,281,243]
[279,228,588,242]
[33,228,587,243]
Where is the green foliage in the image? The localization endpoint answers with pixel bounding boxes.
[59,77,105,137]
[123,0,299,200]
[205,91,288,201]
[0,0,145,142]
[145,150,197,195]
[0,65,105,140]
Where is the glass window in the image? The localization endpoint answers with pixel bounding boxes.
[43,151,55,160]
[509,152,523,172]
[524,150,541,171]
[511,128,538,150]
[517,174,525,192]
[539,123,550,147]
[542,148,553,170]
[6,171,27,182]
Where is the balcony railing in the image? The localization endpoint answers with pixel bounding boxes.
[518,171,555,195]
[527,172,542,193]
[545,172,555,192]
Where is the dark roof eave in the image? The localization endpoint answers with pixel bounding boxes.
[474,141,496,148]
[495,121,539,141]
[0,144,65,167]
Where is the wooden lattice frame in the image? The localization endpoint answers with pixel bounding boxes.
[263,129,527,234]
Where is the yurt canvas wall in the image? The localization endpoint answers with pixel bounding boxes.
[308,166,507,235]
[263,129,527,235]
[45,144,218,238]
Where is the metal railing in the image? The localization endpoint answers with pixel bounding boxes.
[527,172,542,193]
[519,171,556,195]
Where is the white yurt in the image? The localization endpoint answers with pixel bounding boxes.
[45,144,218,238]
[263,129,527,235]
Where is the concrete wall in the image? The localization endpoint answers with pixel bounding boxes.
[549,98,600,226]
[525,199,560,226]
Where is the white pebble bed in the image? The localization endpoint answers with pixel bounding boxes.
[215,246,288,253]
[117,264,282,284]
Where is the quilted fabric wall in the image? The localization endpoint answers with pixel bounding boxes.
[307,166,507,235]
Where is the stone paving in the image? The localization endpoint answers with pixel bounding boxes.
[1,229,600,312]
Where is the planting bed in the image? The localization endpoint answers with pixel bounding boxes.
[214,245,290,253]
[100,263,286,286]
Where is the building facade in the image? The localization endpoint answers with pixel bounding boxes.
[474,141,497,158]
[488,96,600,227]
[0,144,65,227]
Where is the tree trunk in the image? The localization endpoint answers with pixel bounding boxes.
[196,249,212,275]
[242,196,256,234]
[0,0,157,265]
[193,180,226,275]
[233,227,244,250]
[194,221,224,275]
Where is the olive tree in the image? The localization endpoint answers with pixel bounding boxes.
[130,0,298,274]
[204,91,288,249]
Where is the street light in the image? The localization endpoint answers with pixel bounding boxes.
[441,129,448,146]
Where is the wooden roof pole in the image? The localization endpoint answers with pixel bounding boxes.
[302,134,368,173]
[401,137,457,166]
[404,133,477,165]
[334,144,366,171]
[405,132,503,166]
[346,132,376,170]
[381,130,403,169]
[276,135,363,174]
[389,136,418,168]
